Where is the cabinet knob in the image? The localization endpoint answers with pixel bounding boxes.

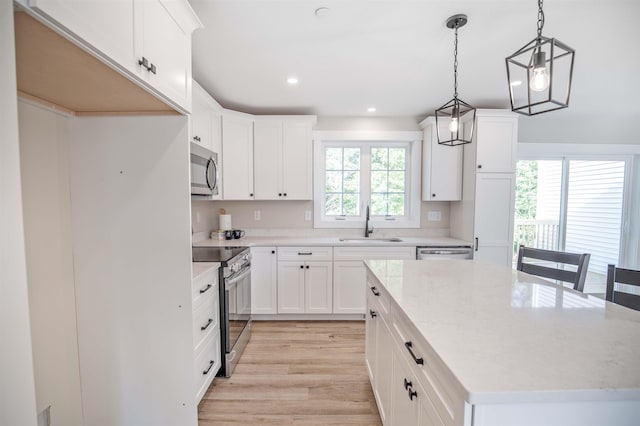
[149,63,157,74]
[283,193,287,196]
[306,265,310,269]
[369,310,377,319]
[432,193,436,197]
[249,193,254,197]
[271,250,275,254]
[403,378,412,390]
[300,265,304,269]
[278,193,282,196]
[408,388,418,401]
[478,164,482,169]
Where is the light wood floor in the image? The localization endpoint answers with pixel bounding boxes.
[198,321,382,425]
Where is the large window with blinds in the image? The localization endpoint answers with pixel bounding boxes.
[514,158,630,293]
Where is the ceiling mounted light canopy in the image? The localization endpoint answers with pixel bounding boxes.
[435,14,476,147]
[506,0,575,115]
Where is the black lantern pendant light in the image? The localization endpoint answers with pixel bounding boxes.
[435,14,476,146]
[506,0,575,115]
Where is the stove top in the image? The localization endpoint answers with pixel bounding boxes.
[192,246,249,264]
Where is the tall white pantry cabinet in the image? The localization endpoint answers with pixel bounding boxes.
[450,110,518,267]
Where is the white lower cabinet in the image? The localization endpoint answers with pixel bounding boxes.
[191,266,221,404]
[277,261,333,313]
[390,343,420,425]
[251,247,278,314]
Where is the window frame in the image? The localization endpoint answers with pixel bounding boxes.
[313,130,422,229]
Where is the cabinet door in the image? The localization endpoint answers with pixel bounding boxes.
[135,0,191,110]
[422,120,462,201]
[374,317,392,424]
[251,247,277,314]
[210,110,222,159]
[281,120,312,200]
[253,120,282,200]
[333,261,366,314]
[190,82,213,150]
[475,116,518,173]
[277,262,305,313]
[30,0,135,72]
[390,343,420,425]
[304,261,333,313]
[365,292,378,381]
[222,115,254,200]
[474,173,515,267]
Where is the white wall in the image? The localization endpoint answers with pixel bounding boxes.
[18,100,84,425]
[0,2,38,425]
[316,116,420,131]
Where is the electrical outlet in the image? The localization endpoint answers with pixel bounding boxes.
[427,211,441,221]
[254,210,261,221]
[305,210,312,221]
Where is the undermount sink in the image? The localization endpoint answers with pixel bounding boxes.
[339,237,403,243]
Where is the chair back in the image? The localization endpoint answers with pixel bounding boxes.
[516,245,590,292]
[606,264,640,311]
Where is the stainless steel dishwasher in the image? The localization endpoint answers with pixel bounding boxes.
[416,246,473,260]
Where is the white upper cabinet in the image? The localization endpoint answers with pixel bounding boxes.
[474,113,518,173]
[253,117,315,200]
[190,80,222,153]
[222,111,254,200]
[28,0,202,113]
[419,117,463,201]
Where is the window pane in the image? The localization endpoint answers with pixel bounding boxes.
[388,148,406,170]
[371,193,387,215]
[344,148,360,171]
[325,193,342,215]
[325,171,342,193]
[343,171,359,193]
[343,194,360,215]
[388,171,405,193]
[388,194,405,215]
[371,170,387,193]
[371,148,388,170]
[325,148,343,170]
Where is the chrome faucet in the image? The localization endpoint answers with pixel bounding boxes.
[364,205,373,237]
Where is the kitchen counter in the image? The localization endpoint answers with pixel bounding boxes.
[191,262,219,280]
[365,259,640,404]
[193,236,471,248]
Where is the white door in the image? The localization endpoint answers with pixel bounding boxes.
[251,247,277,314]
[390,343,420,425]
[253,120,282,200]
[136,0,190,109]
[365,292,378,381]
[281,120,312,200]
[190,83,212,150]
[475,116,517,173]
[277,262,304,313]
[222,115,254,200]
[333,261,366,314]
[304,261,333,313]
[423,121,462,201]
[474,173,515,267]
[376,318,393,424]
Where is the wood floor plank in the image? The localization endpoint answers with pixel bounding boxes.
[198,321,382,425]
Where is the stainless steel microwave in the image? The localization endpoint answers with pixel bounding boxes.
[190,142,219,196]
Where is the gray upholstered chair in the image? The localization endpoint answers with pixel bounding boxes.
[606,264,640,311]
[516,245,590,292]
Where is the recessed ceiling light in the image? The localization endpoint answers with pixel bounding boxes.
[510,80,522,87]
[367,107,377,112]
[314,7,330,19]
[287,77,299,85]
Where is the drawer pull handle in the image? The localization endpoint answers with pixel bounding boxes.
[408,388,418,401]
[404,341,424,365]
[403,378,412,390]
[370,286,380,296]
[297,252,312,255]
[202,360,214,375]
[201,318,214,331]
[199,284,212,294]
[369,310,377,318]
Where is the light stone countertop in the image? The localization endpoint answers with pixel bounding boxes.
[192,236,471,248]
[365,259,640,404]
[191,262,219,280]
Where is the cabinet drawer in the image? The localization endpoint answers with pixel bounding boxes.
[334,246,415,261]
[193,296,218,351]
[194,330,220,403]
[391,310,464,426]
[192,267,218,309]
[278,246,333,262]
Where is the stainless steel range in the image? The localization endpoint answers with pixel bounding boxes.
[192,246,251,377]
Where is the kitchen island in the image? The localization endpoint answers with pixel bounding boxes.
[364,259,640,426]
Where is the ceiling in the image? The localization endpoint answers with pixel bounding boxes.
[189,0,640,143]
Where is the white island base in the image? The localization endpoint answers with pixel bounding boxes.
[364,259,640,426]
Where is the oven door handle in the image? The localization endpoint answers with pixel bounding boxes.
[226,266,251,289]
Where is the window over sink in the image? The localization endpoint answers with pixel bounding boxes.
[313,131,422,229]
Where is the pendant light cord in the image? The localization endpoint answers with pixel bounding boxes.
[453,21,459,98]
[537,0,545,41]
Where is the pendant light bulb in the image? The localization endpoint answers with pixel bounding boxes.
[529,50,549,92]
[449,117,459,133]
